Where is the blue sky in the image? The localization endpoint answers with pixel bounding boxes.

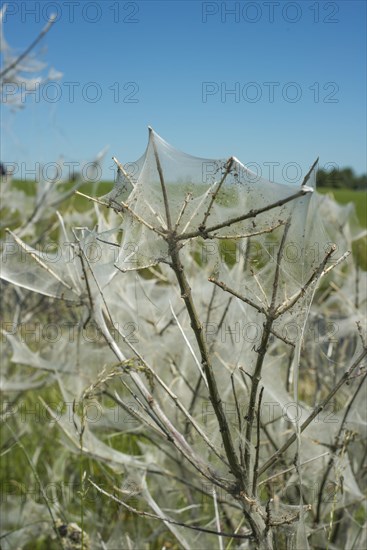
[1,0,366,182]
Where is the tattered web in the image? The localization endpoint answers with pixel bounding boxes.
[1,129,365,549]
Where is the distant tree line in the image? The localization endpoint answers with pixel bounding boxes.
[317,166,367,190]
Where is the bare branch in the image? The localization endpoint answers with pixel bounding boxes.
[151,128,173,231]
[0,14,56,80]
[274,244,337,318]
[177,187,312,241]
[199,157,234,231]
[174,192,193,231]
[168,239,245,485]
[252,386,264,495]
[208,278,267,316]
[75,190,166,236]
[301,157,319,188]
[89,479,252,540]
[6,229,73,291]
[210,220,284,240]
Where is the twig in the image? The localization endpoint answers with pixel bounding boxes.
[150,128,173,231]
[169,302,208,389]
[212,485,224,550]
[112,156,136,190]
[244,223,293,483]
[75,191,166,237]
[187,295,232,434]
[177,187,312,241]
[269,220,291,311]
[211,221,283,240]
[96,303,232,483]
[301,157,319,188]
[0,14,56,80]
[274,245,337,318]
[199,157,234,231]
[111,319,231,471]
[169,238,244,485]
[174,192,193,231]
[179,184,217,236]
[258,451,330,486]
[89,479,252,540]
[231,372,246,474]
[6,229,74,291]
[252,386,264,495]
[208,278,267,317]
[146,467,242,510]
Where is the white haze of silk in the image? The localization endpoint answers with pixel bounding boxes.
[1,130,366,548]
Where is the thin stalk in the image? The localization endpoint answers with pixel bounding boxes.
[177,187,312,241]
[244,222,290,482]
[301,157,319,188]
[0,14,56,80]
[168,241,244,486]
[252,386,264,495]
[90,479,252,540]
[149,141,245,487]
[231,372,246,474]
[151,128,173,230]
[97,308,231,488]
[199,157,234,230]
[187,295,232,433]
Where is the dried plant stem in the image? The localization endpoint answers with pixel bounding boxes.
[80,247,231,473]
[109,317,230,469]
[208,277,267,316]
[168,242,244,485]
[231,372,245,472]
[252,386,264,495]
[75,191,166,236]
[6,229,73,291]
[174,192,193,231]
[89,479,252,540]
[274,245,337,317]
[150,143,246,489]
[244,315,274,479]
[97,308,229,488]
[151,128,173,230]
[244,222,290,482]
[199,157,234,229]
[0,14,56,80]
[187,295,233,428]
[169,241,276,547]
[211,221,284,240]
[177,187,311,241]
[301,157,319,187]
